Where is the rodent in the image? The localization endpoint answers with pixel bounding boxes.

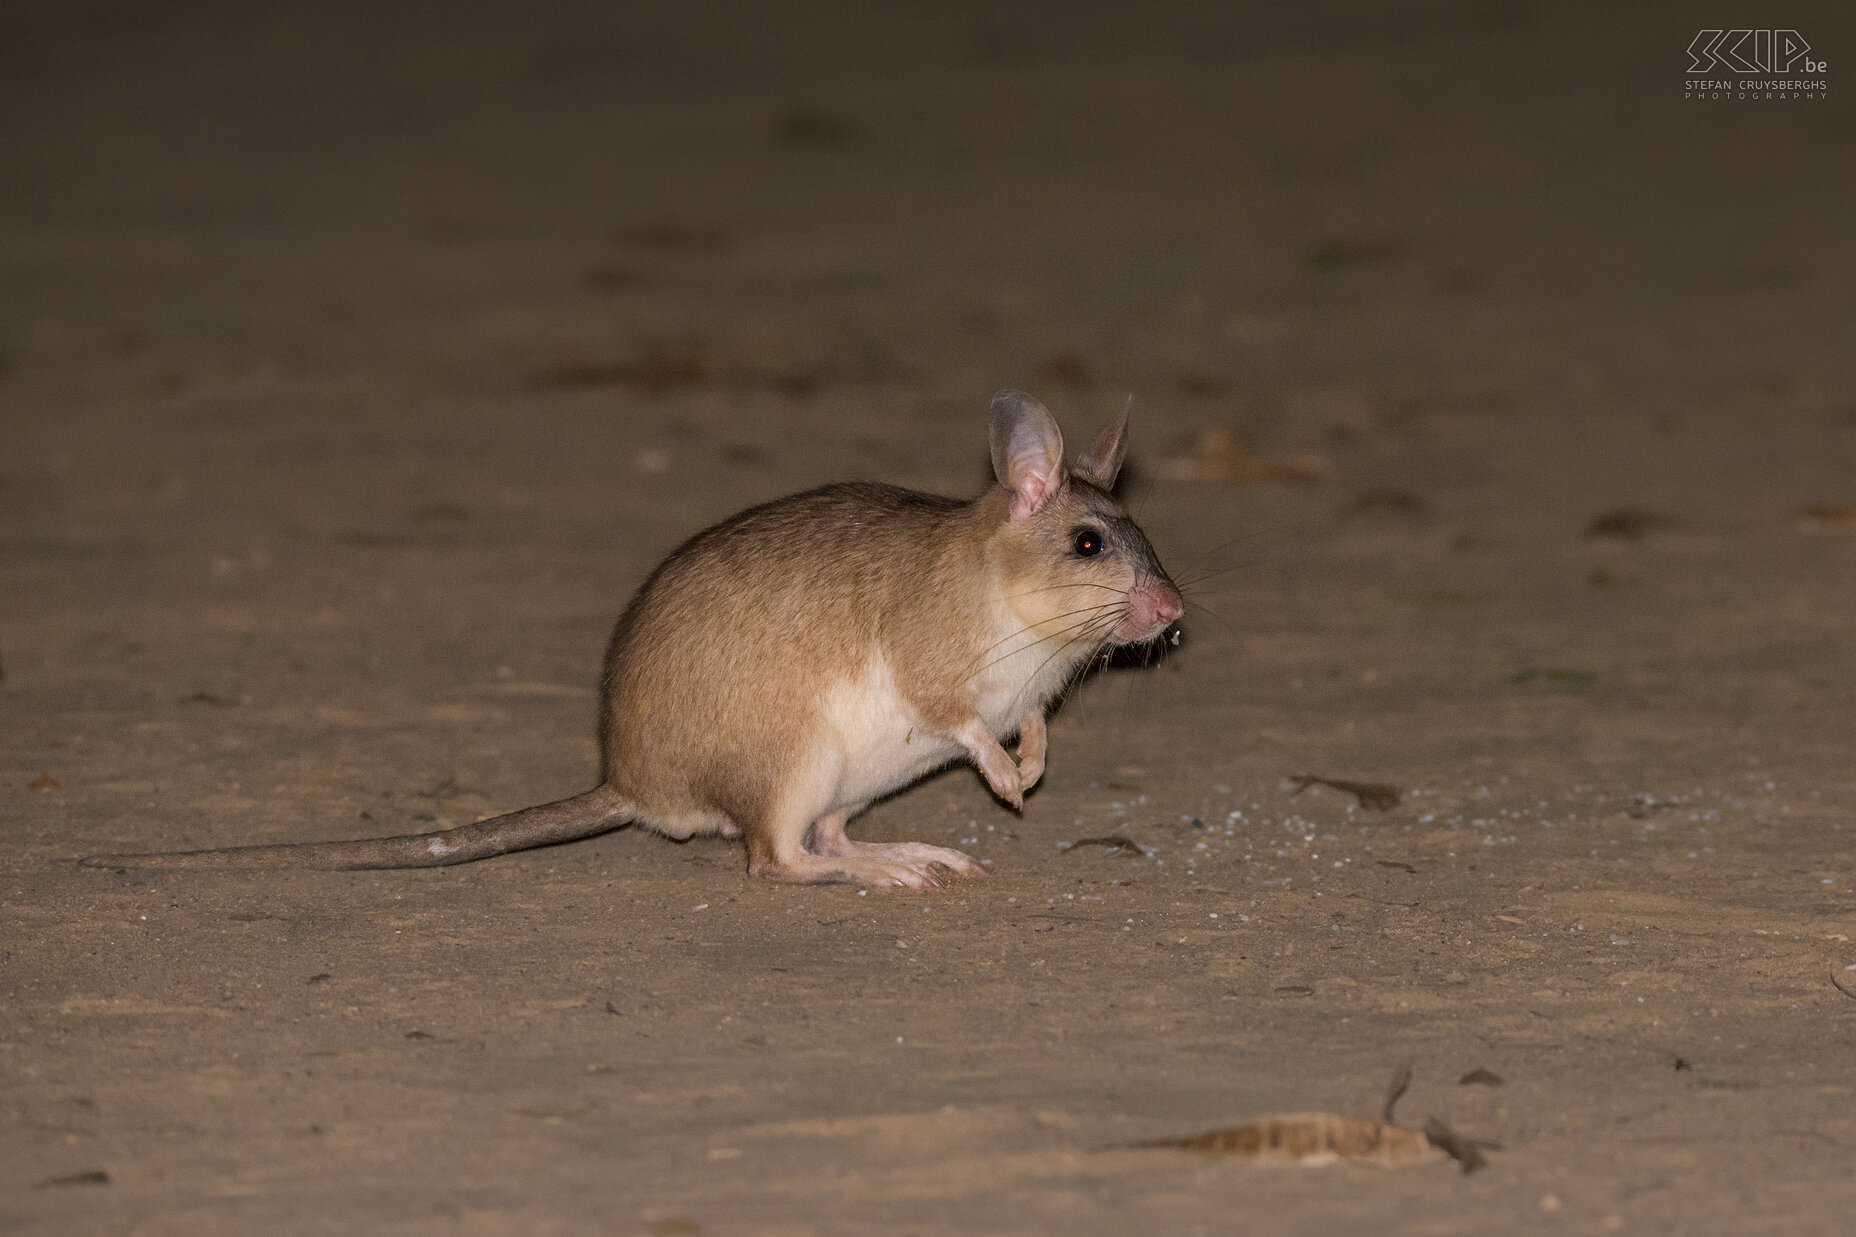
[81,389,1184,888]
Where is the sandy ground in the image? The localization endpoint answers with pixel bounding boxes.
[4,2,1855,1234]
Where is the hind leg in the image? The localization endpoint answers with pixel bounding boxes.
[807,810,986,878]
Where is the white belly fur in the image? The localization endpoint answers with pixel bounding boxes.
[820,655,960,809]
[820,611,1084,813]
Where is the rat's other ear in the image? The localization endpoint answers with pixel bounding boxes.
[1072,399,1129,490]
[989,389,1065,520]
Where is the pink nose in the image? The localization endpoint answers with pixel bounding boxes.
[1137,582,1184,630]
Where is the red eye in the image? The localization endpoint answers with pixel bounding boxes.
[1072,528,1103,558]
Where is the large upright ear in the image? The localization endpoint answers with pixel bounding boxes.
[1072,399,1129,489]
[989,389,1065,520]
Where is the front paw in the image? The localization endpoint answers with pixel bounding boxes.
[988,773,1025,813]
[977,751,1026,812]
[1016,753,1044,794]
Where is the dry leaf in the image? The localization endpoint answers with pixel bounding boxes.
[776,106,855,149]
[35,1169,110,1188]
[1153,429,1330,484]
[611,219,728,253]
[1585,508,1683,539]
[530,338,707,393]
[1060,835,1149,858]
[1137,1112,1445,1168]
[1288,774,1401,811]
[1381,1062,1414,1122]
[1347,489,1426,518]
[1792,505,1856,533]
[1035,352,1096,391]
[1302,235,1405,271]
[1510,667,1596,688]
[1422,1117,1493,1173]
[1134,1064,1494,1173]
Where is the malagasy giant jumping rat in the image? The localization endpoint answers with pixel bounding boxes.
[82,389,1184,887]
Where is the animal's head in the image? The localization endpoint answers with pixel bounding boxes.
[985,388,1183,647]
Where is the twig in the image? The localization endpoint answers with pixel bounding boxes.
[1381,1062,1413,1124]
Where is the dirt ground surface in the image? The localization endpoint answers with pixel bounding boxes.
[5,3,1855,1234]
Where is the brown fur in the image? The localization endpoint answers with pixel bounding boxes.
[602,483,977,825]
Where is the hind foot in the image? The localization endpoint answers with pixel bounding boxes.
[749,849,969,889]
[745,807,986,888]
[804,811,986,881]
[817,838,985,879]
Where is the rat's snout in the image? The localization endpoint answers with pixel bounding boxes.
[1125,576,1184,640]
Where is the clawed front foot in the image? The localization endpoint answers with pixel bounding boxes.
[978,749,1025,811]
[1014,711,1047,793]
[956,717,1027,811]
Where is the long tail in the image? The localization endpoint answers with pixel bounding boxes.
[77,786,633,871]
